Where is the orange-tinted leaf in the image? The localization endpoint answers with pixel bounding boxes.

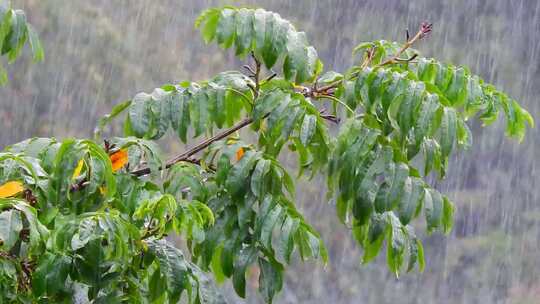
[0,181,24,198]
[110,149,128,172]
[72,159,85,180]
[236,147,245,161]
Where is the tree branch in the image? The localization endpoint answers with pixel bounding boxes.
[70,101,339,191]
[130,108,339,177]
[73,53,341,184]
[131,117,254,177]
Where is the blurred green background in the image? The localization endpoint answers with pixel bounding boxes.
[1,1,538,303]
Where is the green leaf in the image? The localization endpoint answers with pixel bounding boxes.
[405,227,421,272]
[299,114,316,145]
[27,25,43,62]
[0,7,41,84]
[94,100,132,139]
[226,150,260,199]
[260,204,283,250]
[146,239,225,303]
[264,13,289,69]
[148,267,167,302]
[232,246,257,298]
[422,138,443,177]
[197,7,319,82]
[32,252,71,296]
[284,31,311,83]
[258,257,284,303]
[456,118,472,149]
[277,216,300,263]
[220,242,235,278]
[0,199,49,254]
[196,8,220,43]
[6,10,27,63]
[442,196,455,234]
[417,58,437,83]
[259,11,278,68]
[442,66,466,105]
[416,239,425,272]
[128,93,153,138]
[424,189,443,232]
[173,92,191,143]
[250,159,271,198]
[318,71,343,84]
[386,212,405,277]
[146,239,190,302]
[397,177,425,225]
[439,107,457,160]
[191,90,209,136]
[216,8,236,48]
[0,209,22,249]
[414,93,440,148]
[253,90,286,122]
[362,214,387,264]
[234,8,254,57]
[384,163,410,211]
[353,194,374,226]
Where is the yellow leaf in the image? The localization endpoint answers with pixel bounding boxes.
[99,186,107,195]
[235,147,245,161]
[0,181,24,198]
[72,159,84,180]
[110,149,128,172]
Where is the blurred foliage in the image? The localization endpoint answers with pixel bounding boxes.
[0,0,43,84]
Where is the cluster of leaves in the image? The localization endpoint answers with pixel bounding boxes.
[0,1,43,84]
[251,87,330,174]
[97,71,254,142]
[190,141,326,301]
[195,6,322,83]
[0,5,533,304]
[326,37,532,275]
[0,138,220,302]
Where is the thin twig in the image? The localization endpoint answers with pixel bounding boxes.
[315,80,342,94]
[360,47,376,69]
[377,21,432,67]
[252,52,262,99]
[317,94,355,115]
[321,114,340,124]
[395,53,418,63]
[242,64,256,76]
[263,72,277,83]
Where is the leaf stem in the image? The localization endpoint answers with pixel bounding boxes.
[252,52,262,99]
[317,94,355,115]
